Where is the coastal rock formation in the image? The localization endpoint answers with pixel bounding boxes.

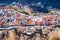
[48,29,60,40]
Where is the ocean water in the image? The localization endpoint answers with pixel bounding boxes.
[0,0,60,12]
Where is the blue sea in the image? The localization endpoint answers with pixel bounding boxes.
[0,0,60,12]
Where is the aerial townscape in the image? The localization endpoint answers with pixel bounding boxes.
[0,1,60,40]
